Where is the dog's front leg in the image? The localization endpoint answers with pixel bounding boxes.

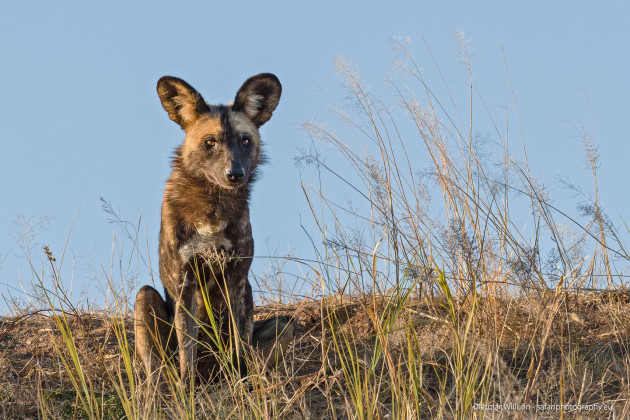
[228,275,253,377]
[238,277,254,346]
[174,275,198,387]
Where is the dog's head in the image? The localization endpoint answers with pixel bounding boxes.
[157,74,281,190]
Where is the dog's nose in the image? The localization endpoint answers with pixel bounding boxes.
[226,168,244,183]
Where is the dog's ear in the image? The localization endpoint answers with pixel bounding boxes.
[232,73,282,127]
[157,76,210,130]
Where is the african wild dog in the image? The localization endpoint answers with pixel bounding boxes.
[134,74,294,385]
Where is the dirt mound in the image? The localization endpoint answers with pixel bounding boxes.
[1,293,629,418]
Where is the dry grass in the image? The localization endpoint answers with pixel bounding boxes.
[1,292,629,418]
[2,37,630,418]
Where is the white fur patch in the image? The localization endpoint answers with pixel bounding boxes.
[245,94,264,117]
[179,223,231,261]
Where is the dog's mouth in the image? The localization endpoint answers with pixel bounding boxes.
[221,182,246,190]
[205,172,248,191]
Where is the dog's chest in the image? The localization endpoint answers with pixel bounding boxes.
[178,220,230,262]
[177,213,252,262]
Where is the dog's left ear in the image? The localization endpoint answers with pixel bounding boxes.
[232,73,282,127]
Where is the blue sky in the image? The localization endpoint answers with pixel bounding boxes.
[1,1,629,312]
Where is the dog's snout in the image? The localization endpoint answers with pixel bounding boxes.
[226,167,245,183]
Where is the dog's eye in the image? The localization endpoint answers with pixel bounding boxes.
[241,135,251,146]
[205,138,216,149]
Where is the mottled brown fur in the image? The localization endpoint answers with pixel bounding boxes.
[134,74,293,385]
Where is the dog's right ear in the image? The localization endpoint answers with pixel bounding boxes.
[232,73,282,127]
[157,76,210,130]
